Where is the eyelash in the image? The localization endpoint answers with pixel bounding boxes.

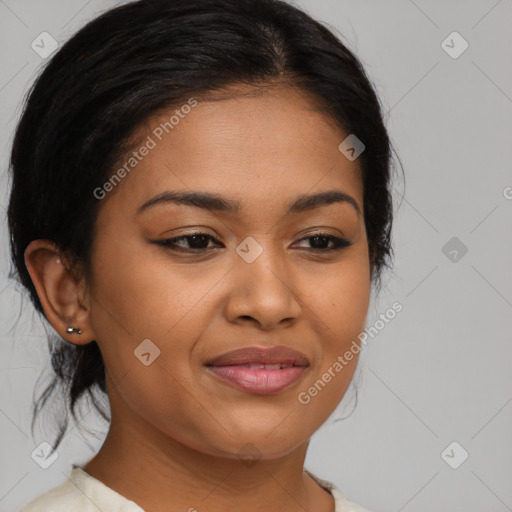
[154,232,352,253]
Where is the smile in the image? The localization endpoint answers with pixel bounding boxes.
[205,345,309,395]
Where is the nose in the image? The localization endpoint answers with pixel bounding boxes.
[224,243,302,331]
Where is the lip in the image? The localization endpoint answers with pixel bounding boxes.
[205,345,309,395]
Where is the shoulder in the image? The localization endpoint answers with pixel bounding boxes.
[304,468,373,512]
[20,466,144,512]
[20,477,91,512]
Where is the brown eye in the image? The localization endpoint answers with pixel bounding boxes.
[154,233,221,252]
[293,233,352,251]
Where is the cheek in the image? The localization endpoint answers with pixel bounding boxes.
[297,246,370,403]
[86,239,234,416]
[86,243,225,445]
[89,234,223,338]
[294,278,368,426]
[303,245,371,342]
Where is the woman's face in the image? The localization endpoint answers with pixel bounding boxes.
[85,85,371,460]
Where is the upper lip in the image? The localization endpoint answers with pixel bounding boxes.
[206,345,310,367]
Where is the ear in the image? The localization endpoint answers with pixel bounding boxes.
[24,239,95,345]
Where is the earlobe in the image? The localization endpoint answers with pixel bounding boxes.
[24,239,94,345]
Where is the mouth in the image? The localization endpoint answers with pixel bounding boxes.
[205,345,309,395]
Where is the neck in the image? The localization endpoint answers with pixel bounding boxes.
[82,396,334,512]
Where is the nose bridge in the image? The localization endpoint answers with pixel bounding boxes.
[226,236,301,327]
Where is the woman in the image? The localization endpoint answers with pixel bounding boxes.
[8,0,398,510]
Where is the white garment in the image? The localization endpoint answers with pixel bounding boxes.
[21,465,371,512]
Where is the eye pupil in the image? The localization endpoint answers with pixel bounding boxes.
[188,234,210,249]
[309,235,330,249]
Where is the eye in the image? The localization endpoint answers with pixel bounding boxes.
[152,231,352,253]
[153,232,222,252]
[293,233,352,252]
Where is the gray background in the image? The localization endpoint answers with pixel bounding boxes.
[1,1,511,511]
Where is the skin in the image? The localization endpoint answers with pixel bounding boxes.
[25,84,371,512]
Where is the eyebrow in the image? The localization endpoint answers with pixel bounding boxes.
[137,189,361,217]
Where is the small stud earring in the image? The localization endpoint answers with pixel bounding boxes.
[66,326,82,335]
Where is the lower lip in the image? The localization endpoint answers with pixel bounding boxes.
[206,365,308,394]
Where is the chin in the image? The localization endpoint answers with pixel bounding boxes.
[190,425,312,463]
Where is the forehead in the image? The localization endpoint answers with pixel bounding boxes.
[101,85,364,217]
